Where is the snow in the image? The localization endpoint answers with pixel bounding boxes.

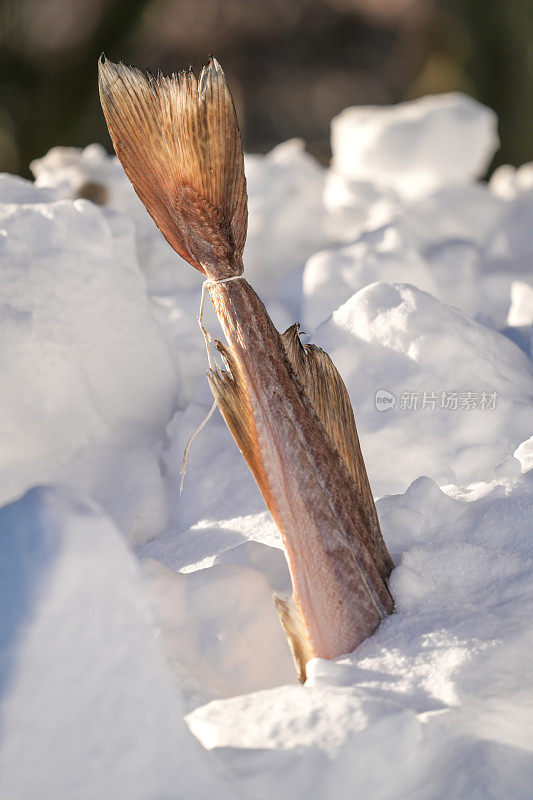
[0,486,233,800]
[244,138,329,318]
[144,556,295,708]
[0,182,181,543]
[316,282,533,493]
[508,281,533,327]
[1,90,532,798]
[331,92,498,199]
[187,472,533,799]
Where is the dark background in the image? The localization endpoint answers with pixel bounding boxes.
[0,0,531,177]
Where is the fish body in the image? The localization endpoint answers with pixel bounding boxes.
[208,278,393,667]
[98,55,394,680]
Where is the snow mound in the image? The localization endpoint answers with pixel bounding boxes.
[305,179,533,330]
[244,138,329,319]
[0,191,180,542]
[490,161,533,199]
[143,557,295,708]
[0,486,231,800]
[303,226,438,329]
[331,92,498,199]
[31,144,202,294]
[187,471,533,800]
[316,282,533,494]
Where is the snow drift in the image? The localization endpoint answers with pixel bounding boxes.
[0,486,233,800]
[0,90,531,799]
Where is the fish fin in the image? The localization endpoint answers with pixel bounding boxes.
[98,55,247,276]
[281,323,394,578]
[274,595,313,683]
[207,340,270,494]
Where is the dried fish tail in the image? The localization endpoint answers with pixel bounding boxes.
[98,55,394,682]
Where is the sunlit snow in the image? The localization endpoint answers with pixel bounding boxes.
[1,91,532,799]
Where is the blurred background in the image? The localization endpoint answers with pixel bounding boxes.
[0,0,531,177]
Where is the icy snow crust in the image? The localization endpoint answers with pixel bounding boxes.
[1,92,532,798]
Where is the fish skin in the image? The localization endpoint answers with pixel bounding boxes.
[207,276,393,663]
[98,54,394,679]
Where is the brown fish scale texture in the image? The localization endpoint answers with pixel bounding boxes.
[208,277,394,660]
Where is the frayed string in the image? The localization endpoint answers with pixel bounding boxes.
[179,398,218,493]
[180,275,244,493]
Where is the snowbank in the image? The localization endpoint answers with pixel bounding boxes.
[316,281,533,493]
[31,143,202,295]
[0,486,232,800]
[306,178,533,330]
[331,92,498,199]
[143,556,295,708]
[0,178,180,543]
[244,138,329,318]
[187,471,533,799]
[1,89,532,798]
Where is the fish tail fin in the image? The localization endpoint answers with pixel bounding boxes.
[98,54,247,278]
[281,323,394,580]
[274,595,314,683]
